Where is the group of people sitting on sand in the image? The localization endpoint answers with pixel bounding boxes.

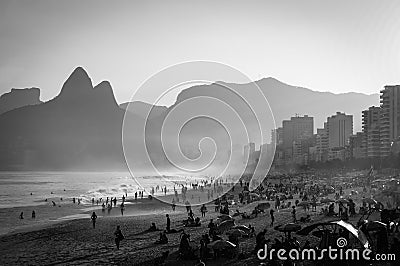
[182,209,201,227]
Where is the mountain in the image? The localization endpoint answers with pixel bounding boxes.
[174,77,379,134]
[0,67,127,170]
[0,87,42,115]
[120,101,167,120]
[0,68,380,171]
[255,77,379,132]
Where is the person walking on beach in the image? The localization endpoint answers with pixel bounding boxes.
[292,206,297,223]
[166,214,171,232]
[200,204,207,217]
[120,203,125,216]
[32,210,36,219]
[270,209,275,227]
[19,212,24,219]
[172,199,176,211]
[91,212,97,228]
[114,225,124,250]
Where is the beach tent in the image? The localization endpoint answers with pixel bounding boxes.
[297,220,370,249]
[362,198,377,205]
[362,221,387,231]
[320,198,335,204]
[297,201,311,207]
[274,223,302,232]
[217,214,233,223]
[209,240,236,250]
[217,220,235,233]
[226,228,246,237]
[256,202,271,210]
[232,225,251,234]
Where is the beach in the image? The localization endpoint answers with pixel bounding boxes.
[0,182,380,266]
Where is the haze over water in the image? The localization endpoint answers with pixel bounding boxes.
[0,172,202,209]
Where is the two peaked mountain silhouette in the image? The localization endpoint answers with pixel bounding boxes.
[0,67,379,170]
[0,67,125,170]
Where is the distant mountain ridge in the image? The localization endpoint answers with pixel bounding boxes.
[120,101,168,119]
[0,68,380,170]
[0,67,126,170]
[0,87,42,115]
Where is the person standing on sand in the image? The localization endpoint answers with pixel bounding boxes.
[91,212,97,228]
[166,214,171,232]
[20,212,24,219]
[120,203,125,216]
[200,204,207,217]
[114,225,124,250]
[32,210,36,219]
[172,199,176,211]
[270,209,275,227]
[292,206,296,223]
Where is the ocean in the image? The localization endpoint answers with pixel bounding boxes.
[0,171,200,209]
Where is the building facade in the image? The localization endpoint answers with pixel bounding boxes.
[380,85,400,157]
[327,112,353,149]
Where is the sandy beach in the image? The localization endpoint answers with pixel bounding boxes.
[0,184,380,266]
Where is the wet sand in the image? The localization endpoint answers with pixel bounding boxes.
[0,186,380,265]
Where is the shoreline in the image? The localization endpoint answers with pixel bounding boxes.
[0,185,383,265]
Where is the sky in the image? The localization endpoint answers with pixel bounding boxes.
[0,0,400,106]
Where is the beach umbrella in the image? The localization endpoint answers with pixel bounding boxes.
[209,240,236,250]
[226,229,245,237]
[364,221,387,231]
[256,202,271,210]
[351,190,359,195]
[336,198,349,204]
[218,214,233,220]
[274,223,302,232]
[217,214,234,224]
[312,229,330,238]
[320,198,335,204]
[232,225,251,233]
[217,220,235,233]
[362,198,377,205]
[298,201,310,207]
[297,220,370,249]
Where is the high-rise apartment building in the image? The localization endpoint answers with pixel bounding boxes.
[327,112,353,149]
[380,85,400,157]
[315,123,329,162]
[362,106,381,158]
[282,115,314,163]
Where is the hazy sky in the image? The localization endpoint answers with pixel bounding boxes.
[1,0,399,105]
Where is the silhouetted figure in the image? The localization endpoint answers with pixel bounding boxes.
[32,210,36,219]
[91,212,97,228]
[114,225,124,250]
[208,219,216,235]
[19,212,24,219]
[201,204,207,217]
[270,209,275,227]
[166,214,171,232]
[148,222,157,232]
[120,203,125,216]
[155,231,168,244]
[292,206,296,222]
